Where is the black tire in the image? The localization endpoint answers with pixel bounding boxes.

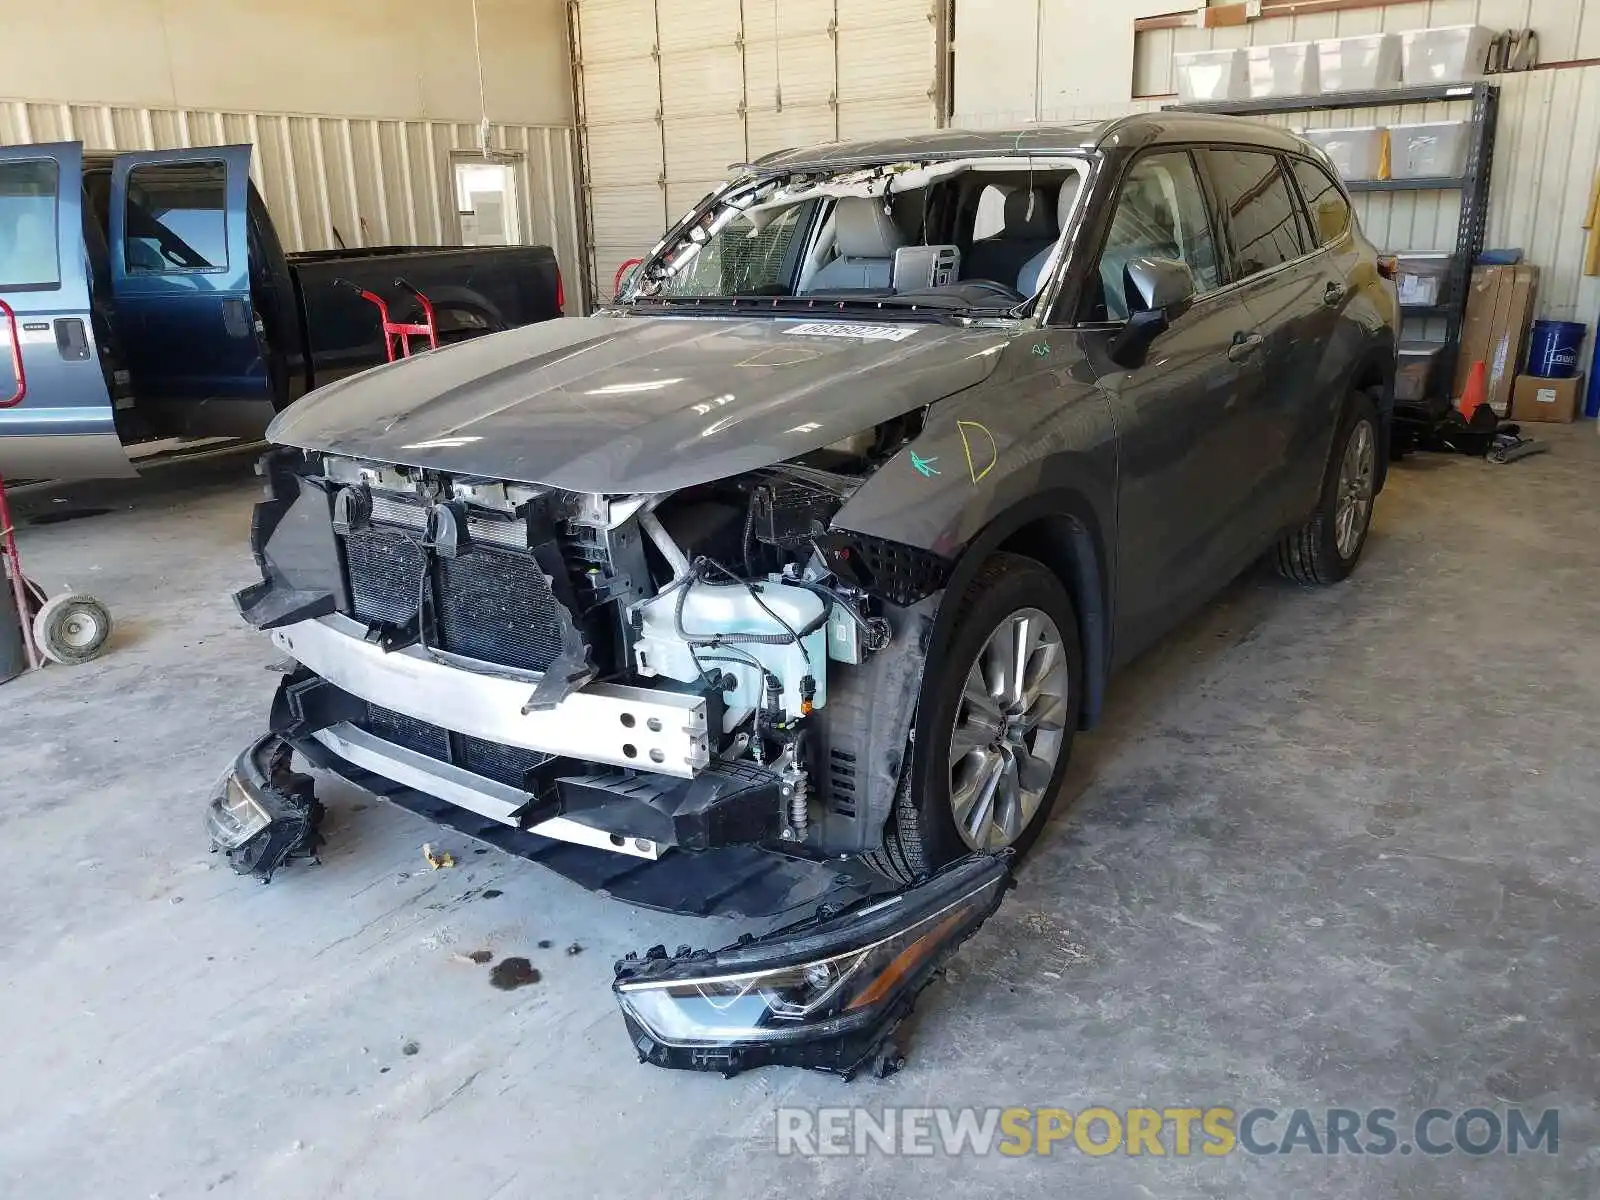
[32,592,113,665]
[1273,391,1379,586]
[864,552,1083,883]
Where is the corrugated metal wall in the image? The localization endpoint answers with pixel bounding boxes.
[572,0,944,304]
[0,97,584,287]
[1133,0,1600,335]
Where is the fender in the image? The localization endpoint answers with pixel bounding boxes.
[830,361,1120,730]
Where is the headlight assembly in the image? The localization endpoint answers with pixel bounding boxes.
[205,734,324,882]
[613,852,1012,1078]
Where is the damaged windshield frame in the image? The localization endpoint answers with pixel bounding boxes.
[617,154,1093,319]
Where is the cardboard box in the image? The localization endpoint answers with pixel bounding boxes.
[1511,373,1586,423]
[1456,265,1541,416]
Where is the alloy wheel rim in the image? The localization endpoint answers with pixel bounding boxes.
[948,607,1070,851]
[1335,420,1376,559]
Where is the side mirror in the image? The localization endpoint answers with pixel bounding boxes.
[1108,257,1198,369]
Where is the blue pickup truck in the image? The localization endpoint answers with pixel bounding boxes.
[0,141,564,482]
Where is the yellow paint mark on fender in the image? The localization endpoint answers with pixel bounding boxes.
[957,420,998,484]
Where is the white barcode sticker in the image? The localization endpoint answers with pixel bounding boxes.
[785,321,918,342]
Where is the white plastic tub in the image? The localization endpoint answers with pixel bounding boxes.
[1401,25,1494,86]
[1317,33,1402,93]
[1176,49,1248,103]
[1246,41,1319,99]
[1389,121,1470,179]
[1305,126,1387,181]
[1395,253,1453,307]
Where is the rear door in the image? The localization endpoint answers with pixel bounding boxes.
[0,142,132,479]
[109,145,273,437]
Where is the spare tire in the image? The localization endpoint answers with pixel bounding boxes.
[32,592,113,665]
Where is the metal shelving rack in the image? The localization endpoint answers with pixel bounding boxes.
[1169,82,1501,409]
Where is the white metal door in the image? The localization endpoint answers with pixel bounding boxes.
[573,0,943,305]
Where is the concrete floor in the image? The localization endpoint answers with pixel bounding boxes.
[3,427,1599,1199]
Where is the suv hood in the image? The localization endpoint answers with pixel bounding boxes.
[268,314,1015,493]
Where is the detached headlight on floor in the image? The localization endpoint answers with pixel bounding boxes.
[205,771,274,850]
[205,734,325,882]
[613,853,1012,1078]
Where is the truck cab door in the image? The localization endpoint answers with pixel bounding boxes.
[0,141,133,480]
[109,145,273,438]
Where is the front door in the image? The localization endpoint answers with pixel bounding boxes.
[109,145,273,438]
[1078,149,1270,659]
[1201,148,1328,536]
[0,141,132,480]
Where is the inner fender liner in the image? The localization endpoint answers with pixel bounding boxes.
[811,593,940,856]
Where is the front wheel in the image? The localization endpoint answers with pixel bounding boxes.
[1273,392,1379,586]
[864,553,1082,884]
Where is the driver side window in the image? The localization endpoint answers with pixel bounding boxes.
[1083,150,1220,322]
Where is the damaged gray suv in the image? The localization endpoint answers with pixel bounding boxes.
[217,114,1396,1075]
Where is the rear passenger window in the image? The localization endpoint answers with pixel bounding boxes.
[0,159,60,290]
[1085,151,1221,322]
[1290,158,1352,247]
[1206,150,1306,277]
[125,161,228,273]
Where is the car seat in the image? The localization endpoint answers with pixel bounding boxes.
[1016,176,1084,296]
[963,187,1055,287]
[805,197,906,291]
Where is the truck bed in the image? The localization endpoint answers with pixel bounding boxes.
[289,244,563,388]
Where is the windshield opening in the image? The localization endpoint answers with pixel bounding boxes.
[626,155,1090,316]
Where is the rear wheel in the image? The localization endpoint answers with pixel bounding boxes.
[865,553,1082,883]
[1273,391,1378,586]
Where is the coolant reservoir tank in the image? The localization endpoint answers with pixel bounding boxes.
[633,578,828,730]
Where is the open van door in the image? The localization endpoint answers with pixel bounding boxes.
[0,141,133,480]
[109,145,274,438]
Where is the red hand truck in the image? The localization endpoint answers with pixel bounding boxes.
[339,276,440,362]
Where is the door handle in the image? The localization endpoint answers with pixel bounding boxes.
[54,318,91,362]
[222,297,250,338]
[1228,332,1264,362]
[1323,281,1348,307]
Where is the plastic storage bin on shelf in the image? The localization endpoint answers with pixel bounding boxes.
[1246,42,1319,99]
[1396,342,1445,402]
[1401,25,1494,86]
[1304,127,1387,181]
[1389,122,1469,179]
[1395,253,1452,307]
[1317,34,1402,93]
[1176,49,1248,103]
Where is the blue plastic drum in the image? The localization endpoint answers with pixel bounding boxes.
[1527,320,1586,379]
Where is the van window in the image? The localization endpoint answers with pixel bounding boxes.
[1206,150,1306,277]
[1290,158,1352,247]
[125,161,228,273]
[1085,150,1221,322]
[0,159,60,290]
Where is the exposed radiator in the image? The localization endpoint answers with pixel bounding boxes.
[339,494,572,674]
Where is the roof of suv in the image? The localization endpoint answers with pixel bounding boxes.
[748,112,1309,174]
